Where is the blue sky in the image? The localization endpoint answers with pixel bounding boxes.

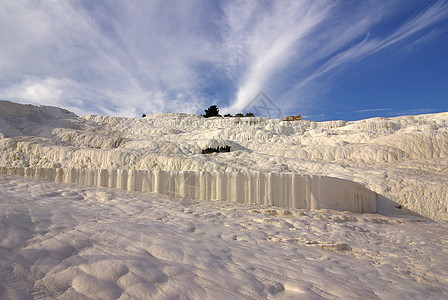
[1,0,447,120]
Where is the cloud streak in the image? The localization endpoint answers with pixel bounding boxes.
[0,1,218,116]
[223,1,333,112]
[0,0,446,117]
[279,1,448,111]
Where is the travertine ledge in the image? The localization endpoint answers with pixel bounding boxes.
[0,167,376,213]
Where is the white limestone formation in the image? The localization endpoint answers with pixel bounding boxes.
[2,174,446,299]
[0,166,376,213]
[1,100,447,219]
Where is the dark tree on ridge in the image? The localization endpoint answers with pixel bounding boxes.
[203,105,220,118]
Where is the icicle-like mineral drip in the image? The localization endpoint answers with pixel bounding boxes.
[0,167,376,213]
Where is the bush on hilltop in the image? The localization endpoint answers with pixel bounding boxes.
[203,105,221,118]
[202,105,255,118]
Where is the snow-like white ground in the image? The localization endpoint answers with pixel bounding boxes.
[1,100,448,298]
[1,175,448,299]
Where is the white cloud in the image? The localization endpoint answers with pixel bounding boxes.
[0,0,446,117]
[3,76,86,113]
[355,108,393,113]
[222,1,332,112]
[0,1,215,116]
[282,0,448,107]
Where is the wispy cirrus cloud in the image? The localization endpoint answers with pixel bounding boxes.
[279,1,448,112]
[0,1,220,116]
[222,1,333,112]
[0,1,446,117]
[355,108,393,113]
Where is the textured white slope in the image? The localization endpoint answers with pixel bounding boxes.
[0,167,376,213]
[1,175,447,299]
[1,100,448,219]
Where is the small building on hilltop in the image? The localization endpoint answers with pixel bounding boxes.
[284,115,302,121]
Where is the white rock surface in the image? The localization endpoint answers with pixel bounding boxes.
[0,175,447,299]
[0,167,376,213]
[1,100,448,298]
[1,100,448,219]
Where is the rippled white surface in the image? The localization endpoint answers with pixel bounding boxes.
[1,175,447,299]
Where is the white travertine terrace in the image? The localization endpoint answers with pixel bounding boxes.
[0,167,376,213]
[1,100,447,219]
[1,100,448,299]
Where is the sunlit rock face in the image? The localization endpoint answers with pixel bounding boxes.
[0,167,377,213]
[1,100,448,219]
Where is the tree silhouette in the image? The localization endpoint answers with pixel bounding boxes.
[203,105,220,118]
